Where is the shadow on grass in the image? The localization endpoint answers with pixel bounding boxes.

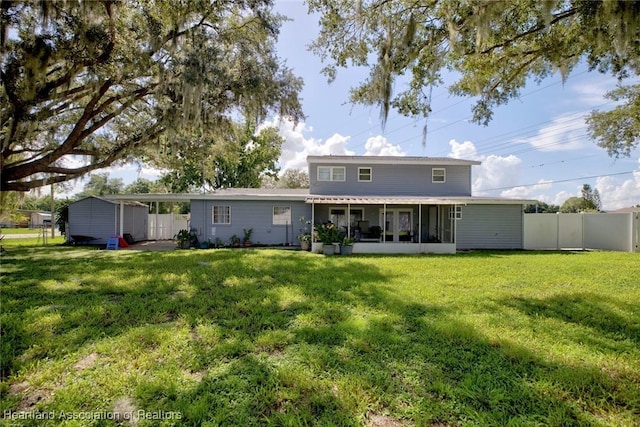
[1,247,637,425]
[504,292,640,347]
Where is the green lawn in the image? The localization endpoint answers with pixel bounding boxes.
[1,247,638,426]
[0,228,43,235]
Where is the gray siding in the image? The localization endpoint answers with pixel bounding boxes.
[456,205,524,249]
[119,205,148,242]
[69,197,148,244]
[191,199,312,245]
[69,197,117,244]
[309,162,472,196]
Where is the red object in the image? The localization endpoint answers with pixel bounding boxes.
[117,236,129,247]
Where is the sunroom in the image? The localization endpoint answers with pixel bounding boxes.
[306,196,465,254]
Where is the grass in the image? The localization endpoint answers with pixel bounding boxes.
[1,246,639,426]
[0,228,44,235]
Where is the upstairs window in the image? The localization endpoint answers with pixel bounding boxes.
[358,167,372,182]
[317,166,346,182]
[273,206,291,225]
[432,168,446,183]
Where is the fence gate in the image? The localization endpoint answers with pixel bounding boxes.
[148,214,189,240]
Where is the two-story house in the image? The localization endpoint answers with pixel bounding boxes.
[305,155,532,253]
[93,155,532,253]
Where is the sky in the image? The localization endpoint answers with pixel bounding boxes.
[66,1,640,211]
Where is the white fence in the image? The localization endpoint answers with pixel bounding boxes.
[148,214,189,240]
[524,213,639,252]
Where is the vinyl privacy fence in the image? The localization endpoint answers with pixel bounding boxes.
[524,212,640,252]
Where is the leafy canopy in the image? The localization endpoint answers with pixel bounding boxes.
[308,0,640,156]
[1,0,303,192]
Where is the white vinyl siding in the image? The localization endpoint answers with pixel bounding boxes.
[212,205,231,224]
[432,168,446,183]
[318,166,346,182]
[358,167,372,182]
[273,206,292,225]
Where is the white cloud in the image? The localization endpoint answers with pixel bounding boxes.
[363,135,406,156]
[261,117,405,173]
[595,162,640,210]
[448,139,522,196]
[516,112,590,152]
[260,117,354,172]
[570,77,617,106]
[501,179,553,200]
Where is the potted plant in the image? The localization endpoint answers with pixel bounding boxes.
[174,229,192,249]
[315,222,341,255]
[340,237,354,255]
[243,228,253,247]
[297,216,312,251]
[230,234,241,247]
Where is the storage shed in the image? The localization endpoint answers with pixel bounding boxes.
[68,196,148,244]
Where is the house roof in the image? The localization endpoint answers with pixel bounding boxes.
[103,190,533,205]
[72,195,149,207]
[305,195,535,205]
[103,189,309,203]
[306,155,481,166]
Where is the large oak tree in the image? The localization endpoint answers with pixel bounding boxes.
[308,0,639,157]
[1,0,303,191]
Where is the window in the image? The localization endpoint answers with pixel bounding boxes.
[212,206,231,224]
[273,206,292,225]
[317,166,346,182]
[358,167,372,182]
[449,206,462,220]
[329,207,363,229]
[432,168,446,183]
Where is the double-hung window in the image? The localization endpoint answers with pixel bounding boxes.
[273,206,292,225]
[358,167,372,182]
[317,166,346,182]
[212,205,231,224]
[432,168,446,183]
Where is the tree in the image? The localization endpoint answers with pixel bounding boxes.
[559,184,602,212]
[524,201,560,213]
[1,0,303,192]
[308,0,640,155]
[560,196,586,213]
[157,120,284,192]
[262,169,310,189]
[581,184,602,211]
[76,173,123,198]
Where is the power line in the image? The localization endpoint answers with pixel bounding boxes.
[478,170,638,193]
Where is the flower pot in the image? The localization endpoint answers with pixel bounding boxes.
[300,240,310,251]
[340,245,353,255]
[323,244,335,255]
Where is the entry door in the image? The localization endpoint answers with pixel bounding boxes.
[380,209,412,242]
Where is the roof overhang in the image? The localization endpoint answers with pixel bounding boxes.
[305,196,535,205]
[103,190,309,203]
[306,155,481,166]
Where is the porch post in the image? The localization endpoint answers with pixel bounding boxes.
[311,201,315,242]
[383,204,387,242]
[418,204,422,244]
[347,203,351,238]
[119,201,124,237]
[155,201,160,241]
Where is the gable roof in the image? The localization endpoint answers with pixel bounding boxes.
[306,155,481,166]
